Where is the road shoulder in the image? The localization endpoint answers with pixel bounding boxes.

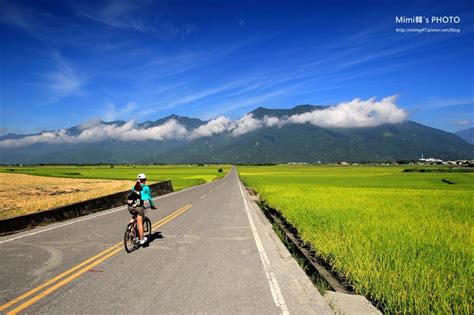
[239,179,334,315]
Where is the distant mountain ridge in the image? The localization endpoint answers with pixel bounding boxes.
[0,105,472,164]
[250,105,328,119]
[454,127,473,144]
[140,115,206,130]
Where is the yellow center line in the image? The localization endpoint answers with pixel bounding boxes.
[0,244,121,312]
[2,203,193,314]
[151,204,191,229]
[7,247,123,315]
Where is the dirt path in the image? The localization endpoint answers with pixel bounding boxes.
[0,173,133,219]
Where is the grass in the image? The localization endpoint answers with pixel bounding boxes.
[239,165,473,314]
[0,165,230,219]
[0,164,230,191]
[270,215,332,294]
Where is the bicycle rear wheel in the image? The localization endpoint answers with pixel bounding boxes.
[124,223,137,253]
[144,218,152,239]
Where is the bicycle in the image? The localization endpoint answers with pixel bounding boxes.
[124,208,152,253]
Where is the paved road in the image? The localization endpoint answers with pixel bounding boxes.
[0,167,333,314]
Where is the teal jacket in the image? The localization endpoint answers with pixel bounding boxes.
[132,184,155,207]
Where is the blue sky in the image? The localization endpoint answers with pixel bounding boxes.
[0,0,473,135]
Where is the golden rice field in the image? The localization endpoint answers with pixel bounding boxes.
[239,165,473,314]
[0,173,133,219]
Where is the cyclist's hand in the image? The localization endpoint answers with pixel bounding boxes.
[151,206,157,210]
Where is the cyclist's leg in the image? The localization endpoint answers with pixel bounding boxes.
[137,214,144,240]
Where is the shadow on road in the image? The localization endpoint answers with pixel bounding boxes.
[142,231,163,248]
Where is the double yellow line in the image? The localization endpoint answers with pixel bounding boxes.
[1,204,192,315]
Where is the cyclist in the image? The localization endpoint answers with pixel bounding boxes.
[136,173,157,210]
[127,180,147,244]
[127,173,156,245]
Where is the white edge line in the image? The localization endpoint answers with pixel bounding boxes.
[0,171,231,245]
[238,177,290,315]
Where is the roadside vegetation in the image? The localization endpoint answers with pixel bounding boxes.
[239,165,473,314]
[0,165,229,219]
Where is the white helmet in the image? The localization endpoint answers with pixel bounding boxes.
[137,173,146,180]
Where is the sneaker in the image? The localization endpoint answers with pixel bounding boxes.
[139,237,148,245]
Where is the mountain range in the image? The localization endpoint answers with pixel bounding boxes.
[454,127,473,145]
[0,105,472,164]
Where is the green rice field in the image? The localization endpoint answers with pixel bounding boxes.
[0,164,230,191]
[239,165,473,314]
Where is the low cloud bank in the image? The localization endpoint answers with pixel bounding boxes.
[288,95,406,128]
[0,96,407,148]
[0,120,187,147]
[190,95,407,136]
[189,116,232,139]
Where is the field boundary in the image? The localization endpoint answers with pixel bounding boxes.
[256,198,349,293]
[243,187,382,314]
[0,180,173,236]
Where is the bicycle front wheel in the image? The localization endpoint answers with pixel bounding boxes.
[124,223,136,253]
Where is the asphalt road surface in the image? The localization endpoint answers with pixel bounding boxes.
[0,167,333,314]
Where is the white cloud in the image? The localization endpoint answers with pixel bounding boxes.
[287,95,407,128]
[456,120,470,126]
[0,119,187,148]
[0,2,82,99]
[47,64,81,94]
[0,96,408,147]
[420,96,474,110]
[76,119,136,142]
[167,83,237,108]
[31,49,82,101]
[225,96,406,135]
[0,0,32,30]
[0,130,77,147]
[230,114,263,136]
[116,119,188,141]
[103,101,138,121]
[75,0,196,39]
[76,0,153,33]
[76,119,187,142]
[189,116,232,139]
[263,115,285,127]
